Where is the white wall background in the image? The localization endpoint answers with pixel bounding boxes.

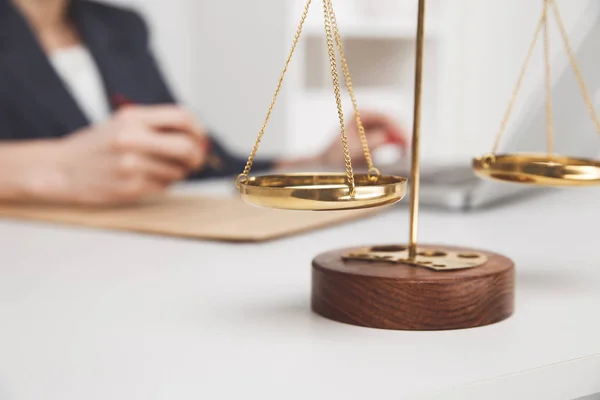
[459,0,597,158]
[189,0,287,157]
[99,0,596,162]
[100,0,196,106]
[100,0,285,159]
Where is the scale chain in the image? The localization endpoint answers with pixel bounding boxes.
[237,0,377,196]
[549,0,600,137]
[490,0,600,157]
[324,0,380,182]
[490,11,546,154]
[236,0,313,187]
[322,0,356,195]
[543,0,554,155]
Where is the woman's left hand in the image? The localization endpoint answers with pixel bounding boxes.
[317,110,409,168]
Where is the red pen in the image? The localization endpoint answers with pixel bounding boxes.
[111,93,134,109]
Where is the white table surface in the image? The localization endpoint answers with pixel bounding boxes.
[0,180,599,400]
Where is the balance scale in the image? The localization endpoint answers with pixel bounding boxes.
[234,0,600,330]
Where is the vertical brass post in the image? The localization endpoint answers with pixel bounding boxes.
[408,0,426,259]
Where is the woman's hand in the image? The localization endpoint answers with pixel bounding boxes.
[276,110,409,171]
[25,105,208,205]
[318,110,408,168]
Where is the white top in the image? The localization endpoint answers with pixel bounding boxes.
[50,45,111,124]
[0,180,599,400]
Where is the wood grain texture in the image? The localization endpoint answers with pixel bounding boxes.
[312,244,515,331]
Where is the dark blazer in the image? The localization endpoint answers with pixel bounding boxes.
[0,0,272,178]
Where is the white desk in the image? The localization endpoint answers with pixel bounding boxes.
[0,182,599,400]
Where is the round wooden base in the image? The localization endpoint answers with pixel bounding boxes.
[312,244,515,331]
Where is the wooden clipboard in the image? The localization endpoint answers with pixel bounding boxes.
[0,195,379,242]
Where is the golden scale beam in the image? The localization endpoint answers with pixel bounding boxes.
[237,0,600,330]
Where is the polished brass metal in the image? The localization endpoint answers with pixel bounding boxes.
[325,0,378,179]
[235,0,406,210]
[408,0,427,259]
[343,246,488,271]
[238,0,313,184]
[475,0,600,187]
[473,153,600,186]
[238,174,407,211]
[322,0,358,194]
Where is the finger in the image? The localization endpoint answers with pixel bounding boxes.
[118,105,206,139]
[144,159,189,182]
[355,111,399,130]
[385,128,409,147]
[148,131,207,169]
[117,129,206,170]
[361,129,391,151]
[356,111,409,147]
[117,153,188,182]
[382,132,409,158]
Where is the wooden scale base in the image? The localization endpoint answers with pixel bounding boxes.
[312,244,515,331]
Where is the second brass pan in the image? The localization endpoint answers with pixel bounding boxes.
[238,173,408,211]
[473,153,600,186]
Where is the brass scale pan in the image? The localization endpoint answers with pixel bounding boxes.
[237,0,600,212]
[471,1,600,190]
[239,152,600,212]
[238,174,408,211]
[473,153,600,187]
[235,0,409,212]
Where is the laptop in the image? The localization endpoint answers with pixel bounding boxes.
[383,4,600,211]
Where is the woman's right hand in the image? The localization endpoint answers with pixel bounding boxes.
[31,105,208,205]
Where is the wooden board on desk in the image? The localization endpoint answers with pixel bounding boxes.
[0,195,380,242]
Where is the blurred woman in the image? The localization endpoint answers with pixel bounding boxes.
[0,0,407,205]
